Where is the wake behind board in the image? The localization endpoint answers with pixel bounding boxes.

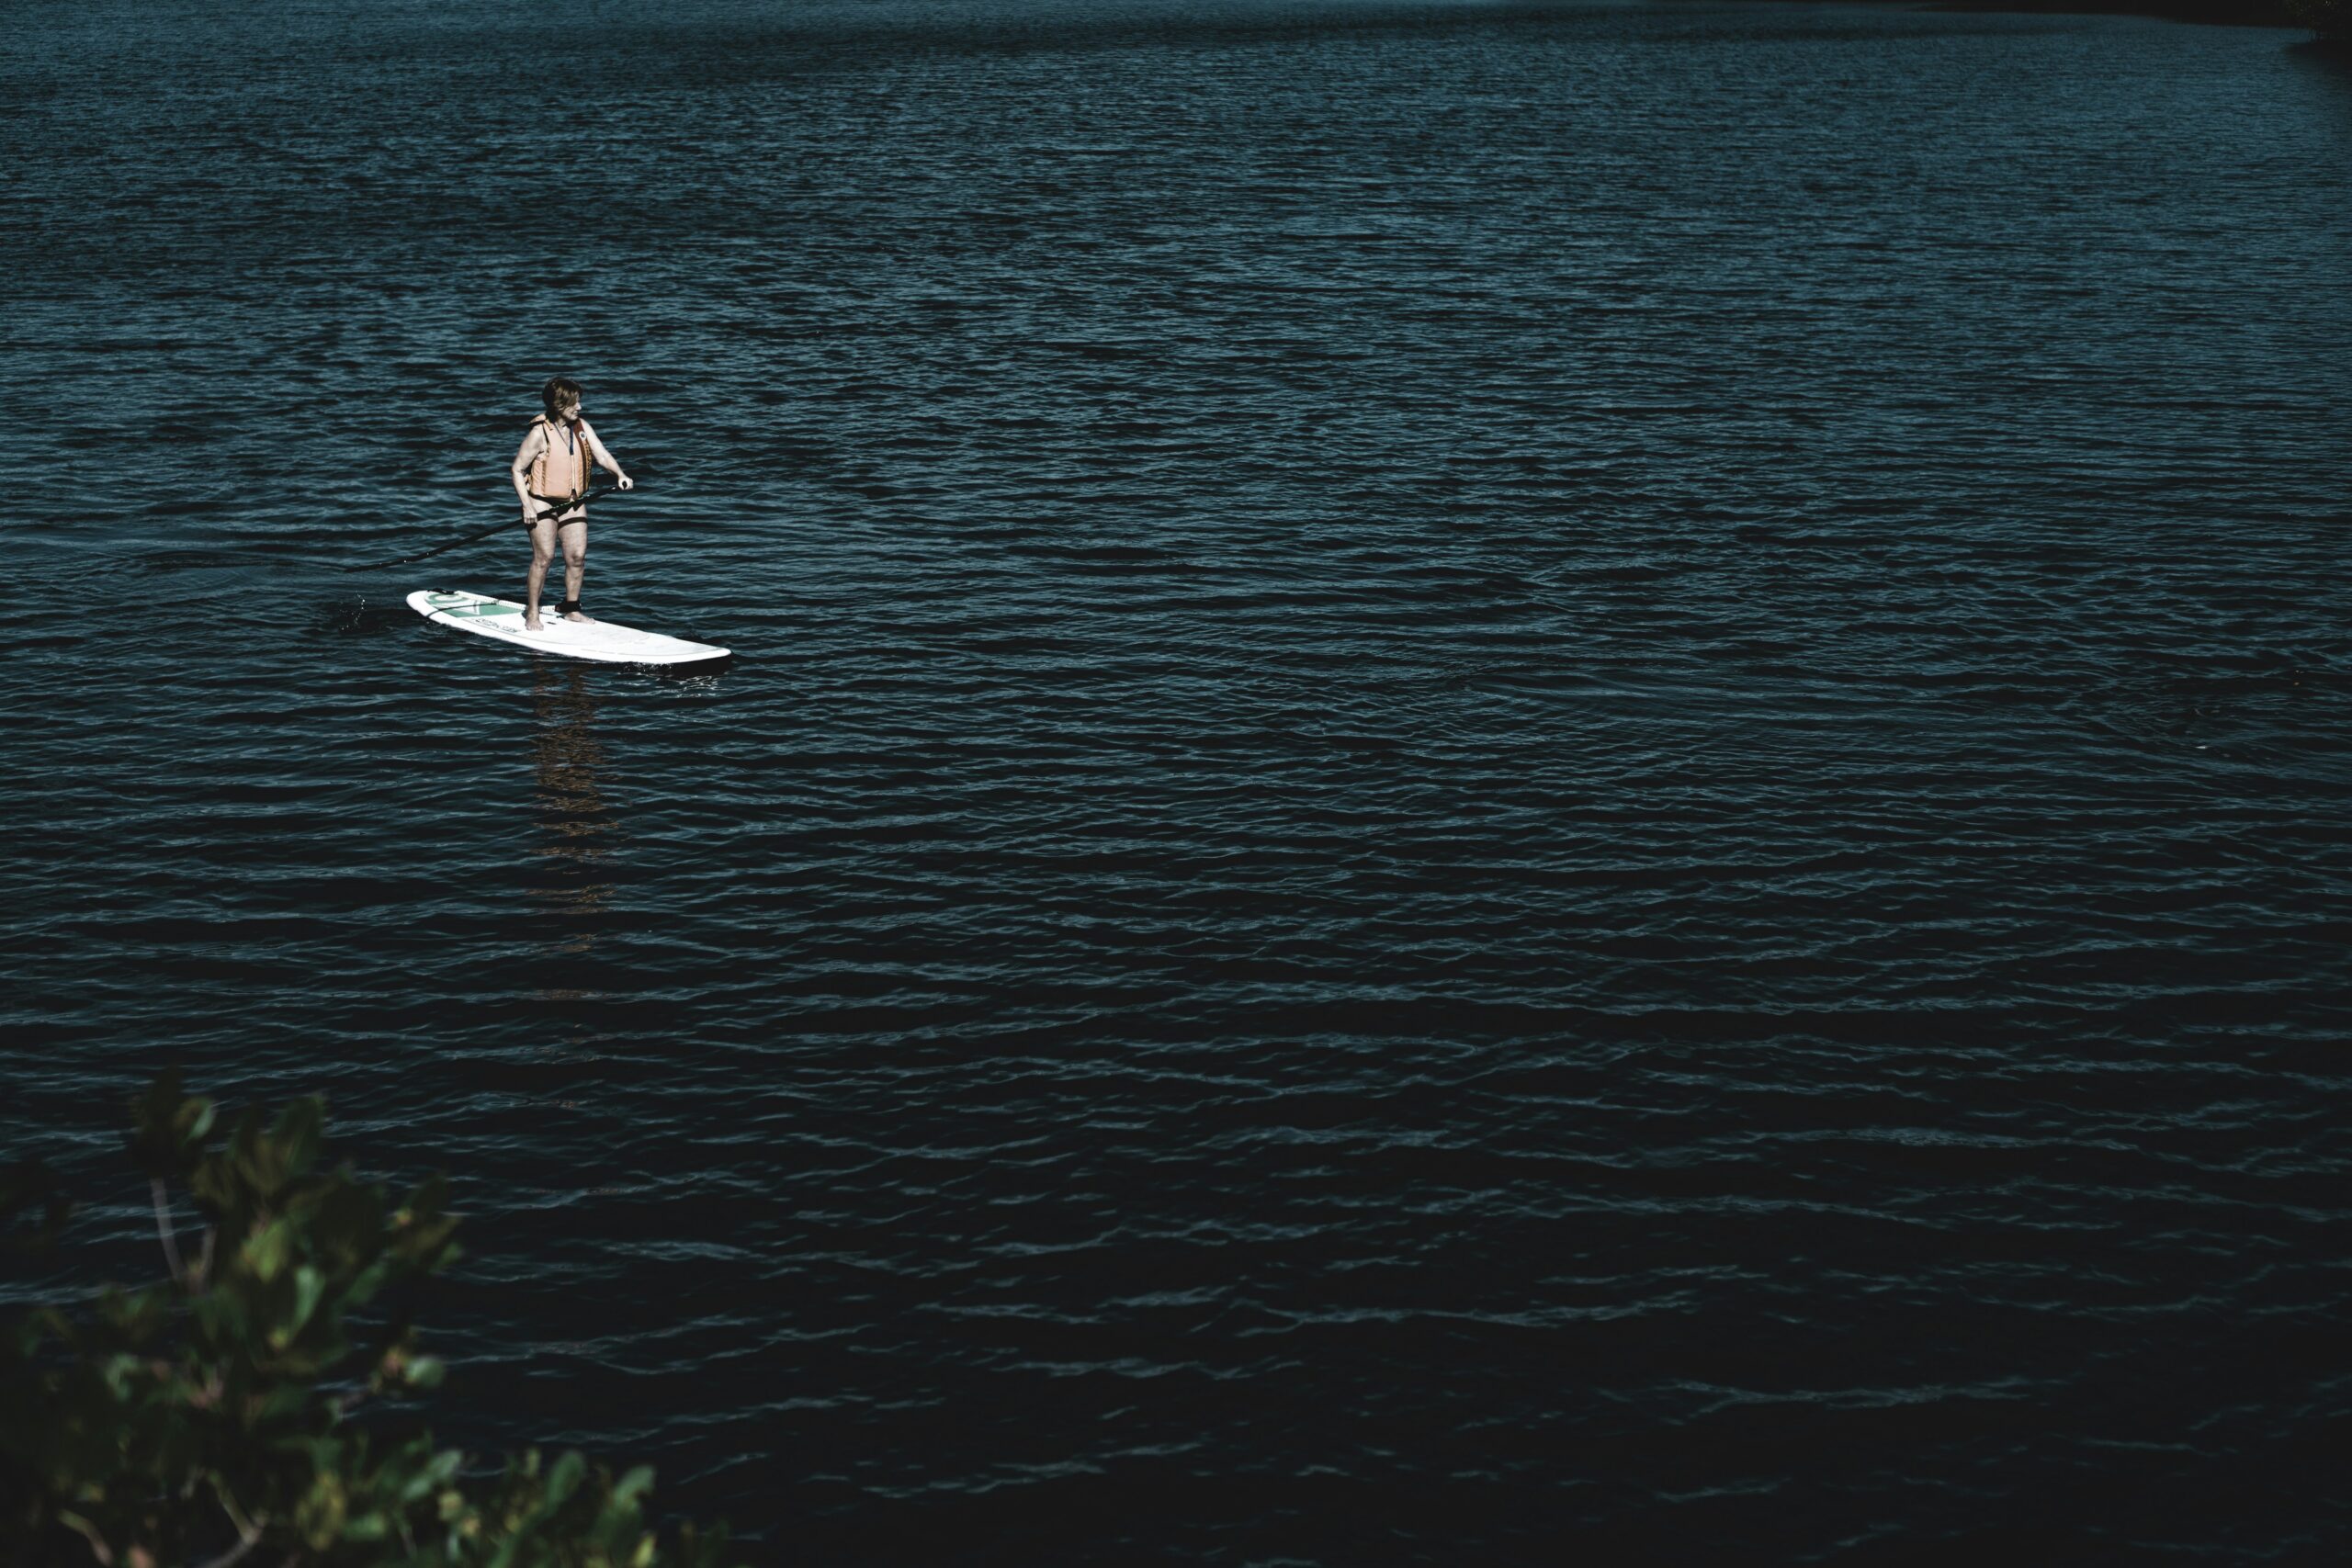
[408,590,729,666]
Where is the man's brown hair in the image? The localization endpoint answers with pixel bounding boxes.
[541,376,582,418]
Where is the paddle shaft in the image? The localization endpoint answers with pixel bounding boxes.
[348,485,626,571]
[526,484,622,525]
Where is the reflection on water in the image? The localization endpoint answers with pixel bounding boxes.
[528,660,614,963]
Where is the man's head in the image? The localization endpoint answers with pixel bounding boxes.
[541,376,583,420]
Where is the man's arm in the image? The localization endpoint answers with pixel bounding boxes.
[578,421,633,489]
[512,425,547,515]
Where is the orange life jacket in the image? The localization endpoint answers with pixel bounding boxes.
[528,414,593,501]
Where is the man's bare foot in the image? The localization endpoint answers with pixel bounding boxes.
[562,608,590,623]
[524,615,544,632]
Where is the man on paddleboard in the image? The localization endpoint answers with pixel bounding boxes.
[511,377,632,632]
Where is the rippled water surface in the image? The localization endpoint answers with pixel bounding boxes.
[6,0,2351,1557]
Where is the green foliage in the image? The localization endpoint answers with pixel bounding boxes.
[2,1073,738,1567]
[2286,0,2348,38]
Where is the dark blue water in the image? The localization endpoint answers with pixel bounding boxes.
[6,0,2351,1557]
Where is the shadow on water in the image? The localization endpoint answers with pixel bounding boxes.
[2287,37,2352,88]
[628,0,1623,78]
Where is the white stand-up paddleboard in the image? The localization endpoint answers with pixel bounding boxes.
[407,590,729,666]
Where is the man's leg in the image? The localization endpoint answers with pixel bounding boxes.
[560,522,589,620]
[525,517,558,630]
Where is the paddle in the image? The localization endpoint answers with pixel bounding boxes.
[347,484,628,571]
